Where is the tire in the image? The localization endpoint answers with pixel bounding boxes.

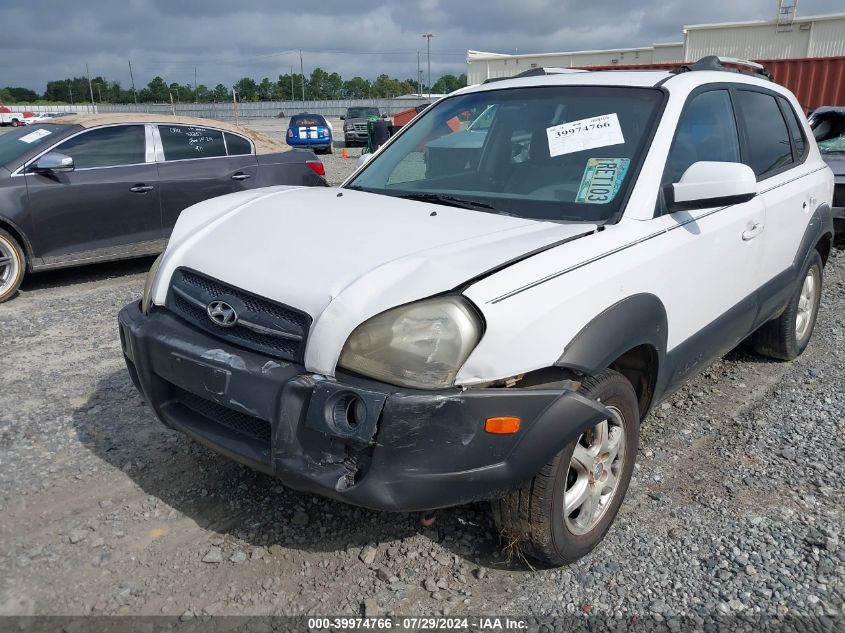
[752,250,823,361]
[0,228,26,303]
[325,144,333,155]
[492,369,640,567]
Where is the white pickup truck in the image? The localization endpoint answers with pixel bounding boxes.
[0,109,27,126]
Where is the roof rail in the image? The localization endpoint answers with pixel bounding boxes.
[671,55,773,80]
[482,67,587,84]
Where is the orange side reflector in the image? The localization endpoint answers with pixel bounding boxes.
[485,416,521,434]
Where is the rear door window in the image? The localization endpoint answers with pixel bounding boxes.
[158,125,226,161]
[735,90,793,178]
[224,132,253,156]
[54,125,146,169]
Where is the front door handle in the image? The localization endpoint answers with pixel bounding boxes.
[129,184,154,193]
[231,173,252,181]
[742,221,764,241]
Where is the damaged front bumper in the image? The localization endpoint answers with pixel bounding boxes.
[118,301,609,512]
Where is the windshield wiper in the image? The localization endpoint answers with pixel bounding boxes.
[393,192,498,212]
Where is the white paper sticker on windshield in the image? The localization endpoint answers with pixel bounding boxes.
[19,129,52,144]
[546,113,624,157]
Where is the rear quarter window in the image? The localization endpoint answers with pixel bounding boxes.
[778,97,807,161]
[224,132,253,156]
[158,125,226,160]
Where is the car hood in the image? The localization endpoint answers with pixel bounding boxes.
[153,186,597,374]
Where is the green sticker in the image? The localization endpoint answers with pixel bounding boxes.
[575,158,630,204]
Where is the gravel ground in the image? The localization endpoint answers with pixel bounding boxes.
[0,243,842,628]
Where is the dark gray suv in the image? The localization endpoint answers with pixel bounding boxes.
[341,107,381,146]
[0,114,327,302]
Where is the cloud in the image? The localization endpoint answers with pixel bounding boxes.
[1,0,842,93]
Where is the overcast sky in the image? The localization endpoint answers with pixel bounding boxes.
[2,0,843,93]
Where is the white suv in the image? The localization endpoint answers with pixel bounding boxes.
[119,57,834,566]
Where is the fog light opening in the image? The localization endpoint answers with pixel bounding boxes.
[331,393,366,431]
[345,396,365,429]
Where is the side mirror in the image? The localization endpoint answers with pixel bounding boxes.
[356,153,374,168]
[339,115,346,120]
[30,152,74,173]
[667,161,756,211]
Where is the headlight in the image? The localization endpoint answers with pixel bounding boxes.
[141,253,164,314]
[338,296,483,389]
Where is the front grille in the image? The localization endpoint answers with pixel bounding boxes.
[834,183,844,209]
[166,268,311,362]
[173,386,271,443]
[353,123,368,133]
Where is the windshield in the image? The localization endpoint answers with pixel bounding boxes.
[290,114,326,127]
[346,86,664,222]
[0,124,71,168]
[347,107,380,119]
[810,109,845,154]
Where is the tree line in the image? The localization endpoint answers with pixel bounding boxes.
[1,69,468,105]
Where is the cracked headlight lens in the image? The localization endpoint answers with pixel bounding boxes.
[141,253,164,314]
[338,296,483,389]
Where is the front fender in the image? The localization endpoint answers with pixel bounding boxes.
[555,293,668,376]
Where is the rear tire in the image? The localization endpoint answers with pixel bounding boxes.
[492,369,640,567]
[752,251,822,360]
[0,229,26,303]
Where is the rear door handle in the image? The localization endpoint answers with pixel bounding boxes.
[742,222,764,241]
[231,173,252,181]
[129,184,154,193]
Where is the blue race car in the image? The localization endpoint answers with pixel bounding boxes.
[286,113,333,154]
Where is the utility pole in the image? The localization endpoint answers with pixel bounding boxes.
[417,50,421,95]
[422,34,434,101]
[299,49,305,101]
[232,87,239,125]
[128,59,138,104]
[68,81,74,106]
[86,63,95,110]
[97,84,102,103]
[194,67,198,102]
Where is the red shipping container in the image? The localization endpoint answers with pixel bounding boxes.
[578,57,845,112]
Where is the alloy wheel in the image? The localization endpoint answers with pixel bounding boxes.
[564,405,627,536]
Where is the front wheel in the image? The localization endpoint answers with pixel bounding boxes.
[0,228,26,303]
[492,369,640,567]
[752,250,823,360]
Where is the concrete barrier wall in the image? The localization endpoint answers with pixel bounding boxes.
[14,98,432,120]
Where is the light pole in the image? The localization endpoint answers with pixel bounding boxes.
[422,33,433,101]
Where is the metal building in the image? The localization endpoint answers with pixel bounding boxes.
[466,43,683,84]
[466,11,845,85]
[684,13,845,60]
